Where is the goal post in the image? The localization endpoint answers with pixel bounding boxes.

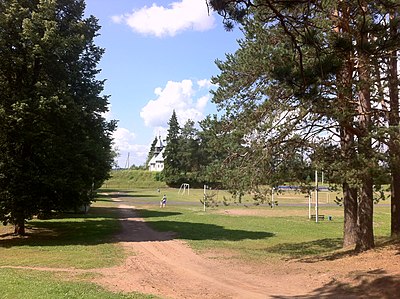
[178,183,190,195]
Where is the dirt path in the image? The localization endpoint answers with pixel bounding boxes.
[95,204,284,298]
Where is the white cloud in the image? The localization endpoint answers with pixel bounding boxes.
[111,15,123,24]
[140,79,211,129]
[111,0,215,37]
[196,95,209,110]
[116,145,149,168]
[113,127,136,151]
[112,127,149,167]
[103,106,145,167]
[197,79,212,89]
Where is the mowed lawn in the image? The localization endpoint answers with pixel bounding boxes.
[0,188,392,298]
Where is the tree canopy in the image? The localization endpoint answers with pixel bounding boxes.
[0,0,115,234]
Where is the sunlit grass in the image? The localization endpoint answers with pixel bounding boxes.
[102,169,167,189]
[0,268,156,299]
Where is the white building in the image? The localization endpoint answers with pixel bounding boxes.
[148,136,165,172]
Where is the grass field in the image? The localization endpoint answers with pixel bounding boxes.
[131,202,391,260]
[0,206,124,269]
[99,184,392,260]
[0,171,393,298]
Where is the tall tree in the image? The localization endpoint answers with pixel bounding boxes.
[0,0,115,234]
[333,1,359,247]
[179,119,200,175]
[163,110,182,186]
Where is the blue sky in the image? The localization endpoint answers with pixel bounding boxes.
[84,0,242,167]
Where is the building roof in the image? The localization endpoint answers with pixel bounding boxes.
[148,148,165,166]
[155,135,164,150]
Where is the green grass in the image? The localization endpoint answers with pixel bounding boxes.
[0,194,158,299]
[97,185,392,260]
[134,203,392,260]
[0,268,156,299]
[136,206,343,259]
[99,187,265,206]
[0,204,124,269]
[102,169,167,189]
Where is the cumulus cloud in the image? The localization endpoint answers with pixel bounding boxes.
[111,0,215,37]
[113,127,136,151]
[197,79,212,89]
[112,127,149,167]
[140,79,211,129]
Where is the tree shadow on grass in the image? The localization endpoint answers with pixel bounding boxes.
[0,206,273,246]
[131,220,274,242]
[135,209,182,218]
[298,238,400,263]
[266,238,343,259]
[271,269,400,298]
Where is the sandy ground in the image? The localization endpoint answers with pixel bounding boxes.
[2,203,400,298]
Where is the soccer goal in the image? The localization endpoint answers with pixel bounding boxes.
[178,183,190,195]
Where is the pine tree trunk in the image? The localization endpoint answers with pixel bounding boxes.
[355,23,374,251]
[14,220,25,236]
[334,2,359,248]
[356,175,374,251]
[388,9,400,238]
[343,181,358,247]
[391,169,400,238]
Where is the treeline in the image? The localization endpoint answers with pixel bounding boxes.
[147,111,214,188]
[147,110,315,188]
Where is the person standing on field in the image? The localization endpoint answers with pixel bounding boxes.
[160,194,167,208]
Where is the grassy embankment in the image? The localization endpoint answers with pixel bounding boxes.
[102,169,167,190]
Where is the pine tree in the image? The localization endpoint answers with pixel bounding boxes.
[163,110,182,186]
[387,7,400,237]
[179,119,200,174]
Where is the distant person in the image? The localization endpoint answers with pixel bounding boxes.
[157,188,160,193]
[160,194,167,208]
